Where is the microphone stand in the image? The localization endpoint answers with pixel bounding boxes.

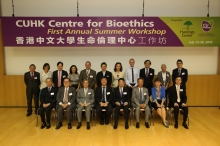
[142,0,145,17]
[12,0,15,17]
[207,0,210,17]
[77,0,79,17]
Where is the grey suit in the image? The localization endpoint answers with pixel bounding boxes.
[76,88,94,122]
[157,71,171,86]
[79,69,96,89]
[132,87,150,122]
[56,86,76,123]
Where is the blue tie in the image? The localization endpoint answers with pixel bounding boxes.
[139,88,142,103]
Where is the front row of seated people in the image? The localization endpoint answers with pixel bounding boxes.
[39,75,188,130]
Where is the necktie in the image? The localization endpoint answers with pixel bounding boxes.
[102,87,105,102]
[177,86,180,102]
[131,68,134,83]
[48,87,51,92]
[31,73,34,80]
[146,69,149,78]
[58,71,61,87]
[86,70,89,79]
[178,70,181,75]
[63,88,68,104]
[120,89,123,104]
[139,88,142,104]
[84,89,87,97]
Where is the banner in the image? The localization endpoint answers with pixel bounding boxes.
[1,17,220,47]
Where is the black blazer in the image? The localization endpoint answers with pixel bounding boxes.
[95,86,113,105]
[96,70,112,87]
[24,71,41,94]
[52,70,68,88]
[172,68,188,88]
[40,86,57,106]
[113,87,130,104]
[169,85,187,107]
[139,68,154,89]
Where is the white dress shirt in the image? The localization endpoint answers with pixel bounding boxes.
[125,67,139,87]
[40,71,52,89]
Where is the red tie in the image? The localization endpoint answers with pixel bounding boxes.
[58,71,61,87]
[31,73,34,80]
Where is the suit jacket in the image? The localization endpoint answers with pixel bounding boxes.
[139,68,154,90]
[95,86,113,105]
[79,69,96,89]
[113,87,130,104]
[96,70,112,87]
[56,86,76,107]
[132,87,149,106]
[169,85,187,106]
[157,71,171,86]
[24,71,41,94]
[172,68,188,88]
[40,86,57,106]
[52,70,68,88]
[77,88,95,107]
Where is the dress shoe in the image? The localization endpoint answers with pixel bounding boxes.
[100,119,104,125]
[26,113,32,117]
[77,122,82,129]
[113,123,118,129]
[87,122,90,130]
[136,122,140,128]
[174,123,178,129]
[40,123,46,129]
[55,123,63,130]
[145,122,150,128]
[105,119,109,125]
[68,123,72,129]
[125,122,129,129]
[182,122,189,129]
[46,123,51,129]
[163,122,169,128]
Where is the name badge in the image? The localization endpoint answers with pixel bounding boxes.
[180,89,183,92]
[182,72,185,75]
[50,92,54,95]
[123,92,127,95]
[69,93,72,96]
[88,92,91,95]
[144,93,147,95]
[90,75,93,78]
[150,73,152,75]
[63,75,66,78]
[34,77,37,79]
[107,92,110,95]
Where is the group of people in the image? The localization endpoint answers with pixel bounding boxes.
[24,58,189,130]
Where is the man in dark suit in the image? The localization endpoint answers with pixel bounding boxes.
[24,64,41,116]
[95,77,113,125]
[52,61,68,88]
[139,60,154,96]
[39,78,57,129]
[172,59,188,88]
[79,61,96,89]
[96,62,112,87]
[113,78,130,129]
[169,75,189,129]
[56,78,76,130]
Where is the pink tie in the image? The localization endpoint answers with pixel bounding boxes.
[58,71,61,87]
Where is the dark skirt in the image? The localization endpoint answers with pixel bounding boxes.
[71,84,78,90]
[151,100,165,110]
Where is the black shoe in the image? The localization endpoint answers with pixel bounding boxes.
[87,122,90,130]
[77,123,82,129]
[46,123,51,129]
[136,122,140,128]
[145,122,150,128]
[55,123,63,130]
[26,113,32,117]
[40,123,46,129]
[100,119,104,125]
[125,122,129,129]
[68,123,72,129]
[174,123,178,129]
[113,123,118,129]
[105,119,109,125]
[182,122,189,129]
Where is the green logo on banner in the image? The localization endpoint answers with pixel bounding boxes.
[184,21,193,30]
[180,20,195,37]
